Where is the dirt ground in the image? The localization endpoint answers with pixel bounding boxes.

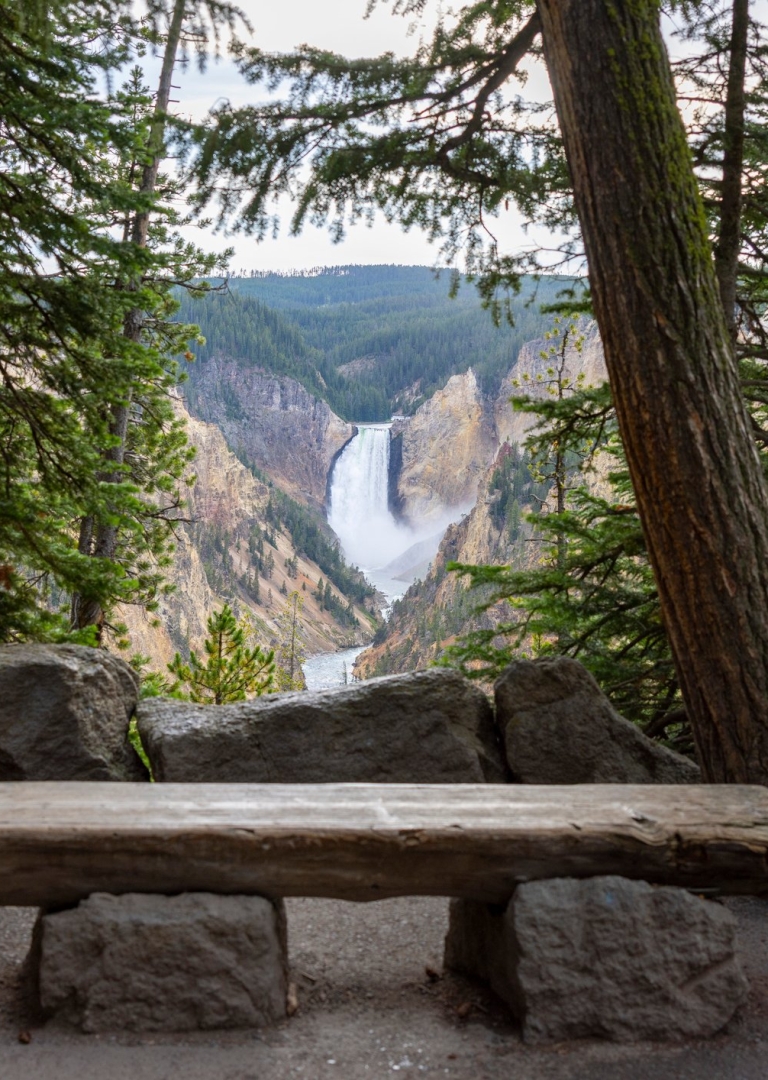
[1,894,767,1080]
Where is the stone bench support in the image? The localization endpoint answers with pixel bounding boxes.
[445,877,747,1043]
[37,892,288,1033]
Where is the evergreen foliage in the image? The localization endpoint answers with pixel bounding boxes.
[0,1,229,642]
[186,3,570,312]
[445,415,683,739]
[168,603,275,703]
[274,590,306,691]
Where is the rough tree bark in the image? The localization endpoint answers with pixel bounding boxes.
[715,0,749,340]
[536,0,768,783]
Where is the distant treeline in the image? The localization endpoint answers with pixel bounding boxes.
[176,266,573,422]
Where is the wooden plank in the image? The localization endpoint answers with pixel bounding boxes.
[1,782,768,906]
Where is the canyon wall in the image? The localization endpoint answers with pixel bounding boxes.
[118,400,375,676]
[185,358,353,512]
[394,370,496,528]
[391,319,607,528]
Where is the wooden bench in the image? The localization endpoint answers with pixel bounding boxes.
[2,781,768,907]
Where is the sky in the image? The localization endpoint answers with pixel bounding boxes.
[164,0,550,274]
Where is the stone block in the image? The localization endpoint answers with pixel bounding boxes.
[495,657,700,783]
[138,667,506,783]
[39,892,288,1032]
[445,877,746,1043]
[0,644,145,781]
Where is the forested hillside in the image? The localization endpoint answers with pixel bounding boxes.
[177,267,566,421]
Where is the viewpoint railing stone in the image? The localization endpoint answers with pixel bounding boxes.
[0,645,699,787]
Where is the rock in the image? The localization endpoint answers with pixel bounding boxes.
[445,877,747,1043]
[494,320,607,449]
[0,645,145,781]
[39,892,288,1032]
[495,656,700,783]
[138,668,506,783]
[186,359,353,513]
[397,370,496,528]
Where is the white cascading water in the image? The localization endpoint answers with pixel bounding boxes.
[328,424,411,571]
[307,421,461,687]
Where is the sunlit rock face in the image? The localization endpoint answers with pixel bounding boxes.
[396,370,496,529]
[494,319,607,449]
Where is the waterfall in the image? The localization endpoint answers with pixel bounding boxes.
[328,424,410,570]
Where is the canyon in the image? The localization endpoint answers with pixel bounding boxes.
[356,319,608,678]
[118,398,376,677]
[132,302,607,686]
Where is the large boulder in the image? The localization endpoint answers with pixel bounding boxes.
[445,877,746,1043]
[0,644,146,781]
[137,668,506,783]
[39,892,288,1031]
[495,656,700,783]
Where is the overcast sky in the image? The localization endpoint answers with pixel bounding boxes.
[164,0,768,275]
[166,0,548,273]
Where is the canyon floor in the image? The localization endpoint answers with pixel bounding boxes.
[1,895,767,1080]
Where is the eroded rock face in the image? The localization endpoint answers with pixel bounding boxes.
[39,893,287,1032]
[397,369,496,527]
[0,645,145,781]
[446,877,746,1043]
[494,319,607,450]
[495,656,700,784]
[137,668,506,784]
[185,359,353,512]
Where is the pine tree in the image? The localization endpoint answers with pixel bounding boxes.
[0,0,233,643]
[0,1,147,641]
[168,604,275,704]
[275,590,307,691]
[69,1,233,638]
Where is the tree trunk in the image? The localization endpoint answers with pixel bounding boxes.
[536,0,768,783]
[715,0,749,340]
[72,0,187,636]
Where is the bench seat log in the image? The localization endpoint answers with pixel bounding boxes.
[2,782,768,907]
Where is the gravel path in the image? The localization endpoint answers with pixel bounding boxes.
[1,895,767,1079]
